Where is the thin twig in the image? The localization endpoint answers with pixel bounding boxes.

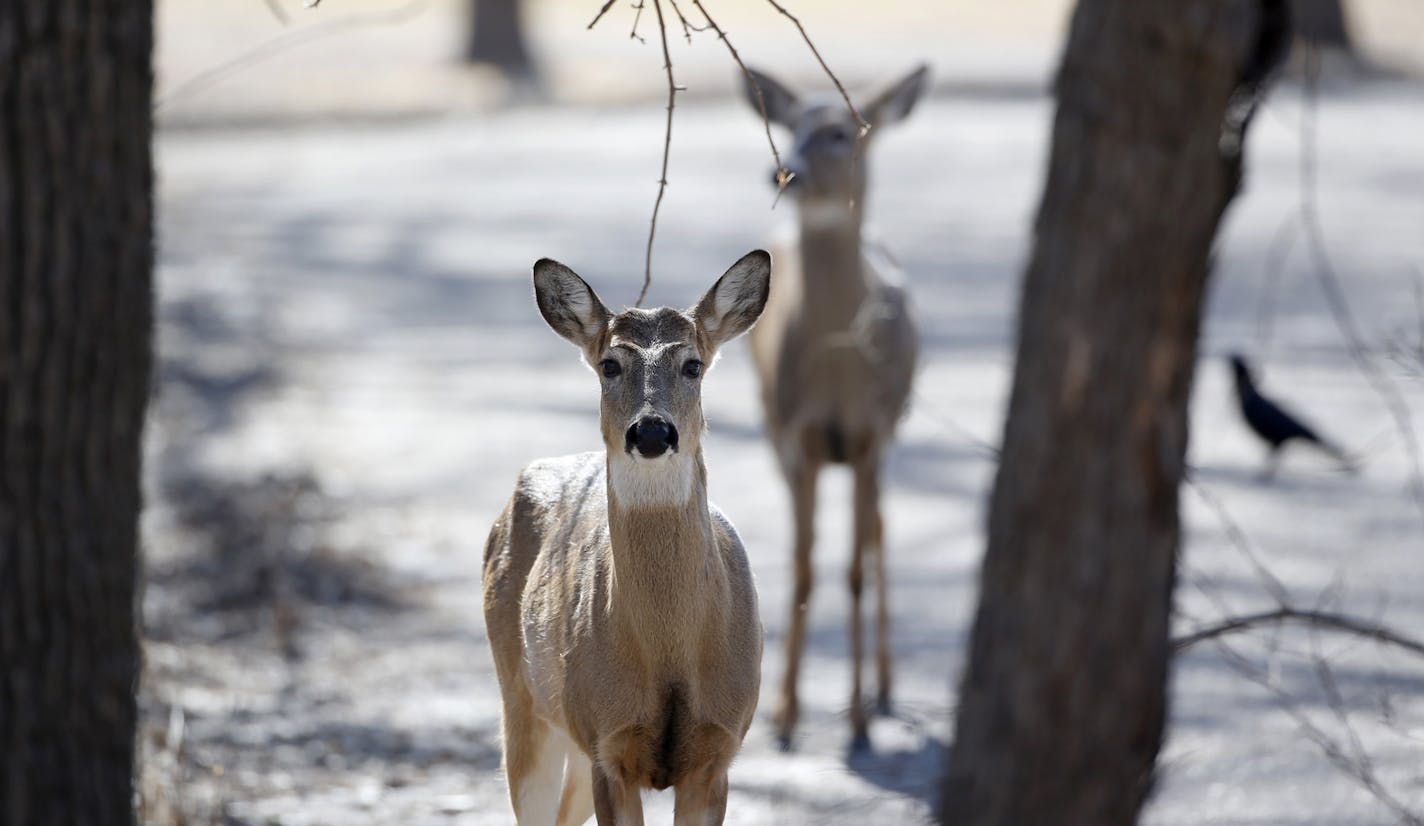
[1184,475,1292,605]
[1218,638,1424,826]
[636,0,677,307]
[1174,606,1424,658]
[1297,44,1424,526]
[1255,213,1299,354]
[688,0,793,193]
[629,0,648,43]
[264,0,292,25]
[761,0,869,134]
[586,0,618,29]
[664,0,709,42]
[156,0,431,111]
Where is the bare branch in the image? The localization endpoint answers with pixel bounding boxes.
[1296,44,1424,526]
[1174,606,1424,658]
[761,0,869,135]
[157,0,431,112]
[1184,476,1292,606]
[1254,213,1298,354]
[688,0,793,193]
[586,0,618,29]
[264,0,292,25]
[1209,630,1424,826]
[636,0,677,307]
[665,0,709,42]
[629,0,648,43]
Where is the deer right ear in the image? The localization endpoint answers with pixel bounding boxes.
[533,259,611,350]
[741,67,798,129]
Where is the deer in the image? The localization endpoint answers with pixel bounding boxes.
[483,251,771,825]
[737,64,929,751]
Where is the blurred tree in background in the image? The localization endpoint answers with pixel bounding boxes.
[1294,0,1350,49]
[465,0,536,81]
[0,1,153,823]
[939,1,1283,823]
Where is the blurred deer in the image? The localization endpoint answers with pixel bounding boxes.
[483,252,770,825]
[739,65,928,750]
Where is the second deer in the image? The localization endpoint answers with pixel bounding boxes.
[739,64,929,750]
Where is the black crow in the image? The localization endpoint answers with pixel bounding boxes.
[1229,353,1355,478]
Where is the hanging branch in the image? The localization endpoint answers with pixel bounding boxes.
[688,0,793,192]
[762,0,869,135]
[628,0,648,43]
[665,0,709,42]
[157,0,432,111]
[635,0,678,307]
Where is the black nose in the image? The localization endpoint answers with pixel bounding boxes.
[626,416,678,458]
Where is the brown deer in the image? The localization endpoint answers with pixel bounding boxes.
[739,65,928,750]
[483,252,771,825]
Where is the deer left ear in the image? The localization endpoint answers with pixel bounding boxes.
[694,250,771,350]
[867,64,930,128]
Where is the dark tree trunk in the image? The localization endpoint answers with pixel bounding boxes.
[1292,0,1350,49]
[465,0,535,78]
[0,2,153,824]
[939,2,1277,824]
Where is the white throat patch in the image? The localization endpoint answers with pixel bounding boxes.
[608,450,696,509]
[798,201,858,230]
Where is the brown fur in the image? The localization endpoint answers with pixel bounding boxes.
[484,253,771,825]
[740,65,928,747]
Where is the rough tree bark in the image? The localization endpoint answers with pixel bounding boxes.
[939,1,1281,824]
[465,0,535,79]
[0,2,154,824]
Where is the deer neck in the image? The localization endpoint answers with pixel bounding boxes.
[796,201,870,326]
[603,449,725,649]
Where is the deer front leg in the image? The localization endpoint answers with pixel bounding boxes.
[557,746,595,826]
[502,707,569,825]
[774,454,820,751]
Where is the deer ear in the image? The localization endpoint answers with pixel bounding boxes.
[867,64,930,128]
[740,67,798,129]
[694,250,771,349]
[533,259,611,350]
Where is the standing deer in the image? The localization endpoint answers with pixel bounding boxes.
[483,252,771,825]
[739,65,928,750]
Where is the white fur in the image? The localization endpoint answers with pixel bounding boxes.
[608,450,696,509]
[515,726,569,825]
[798,200,858,230]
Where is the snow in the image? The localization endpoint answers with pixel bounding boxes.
[144,82,1424,823]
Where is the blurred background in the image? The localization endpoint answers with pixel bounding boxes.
[141,1,1424,823]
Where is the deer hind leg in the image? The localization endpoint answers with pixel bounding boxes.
[673,768,730,826]
[557,746,595,826]
[501,688,569,826]
[592,760,644,826]
[851,451,889,748]
[774,448,821,750]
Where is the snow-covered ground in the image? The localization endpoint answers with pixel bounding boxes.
[142,81,1424,824]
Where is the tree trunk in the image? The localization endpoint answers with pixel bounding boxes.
[939,2,1278,824]
[465,0,535,78]
[0,2,153,824]
[1292,0,1350,49]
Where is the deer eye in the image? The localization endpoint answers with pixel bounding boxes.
[600,359,622,378]
[682,360,703,379]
